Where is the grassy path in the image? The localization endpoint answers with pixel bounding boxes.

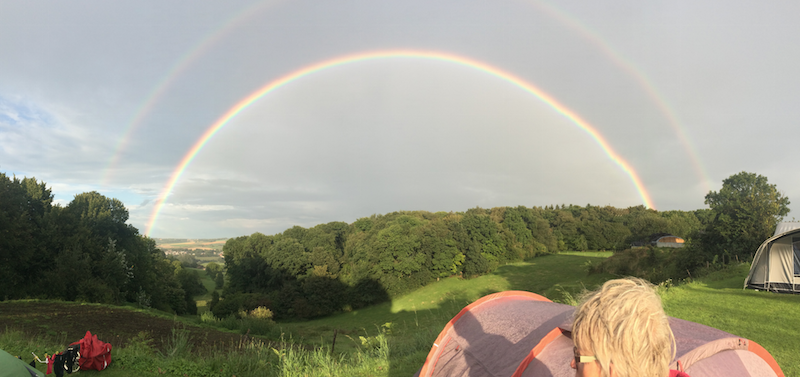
[190,267,218,312]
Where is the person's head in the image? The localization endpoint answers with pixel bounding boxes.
[570,278,675,377]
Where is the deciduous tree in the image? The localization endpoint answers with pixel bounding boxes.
[702,171,790,261]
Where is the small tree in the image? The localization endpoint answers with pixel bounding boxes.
[214,272,224,289]
[205,262,222,277]
[208,291,219,311]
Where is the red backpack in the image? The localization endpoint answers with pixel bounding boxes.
[70,331,112,371]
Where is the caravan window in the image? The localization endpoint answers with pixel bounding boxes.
[793,237,800,277]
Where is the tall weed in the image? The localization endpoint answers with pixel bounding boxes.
[114,330,278,377]
[163,327,193,358]
[114,331,160,372]
[212,312,277,337]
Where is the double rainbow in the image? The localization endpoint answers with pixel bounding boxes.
[145,50,654,236]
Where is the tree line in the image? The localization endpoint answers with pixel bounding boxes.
[4,170,786,320]
[218,203,706,319]
[0,173,204,314]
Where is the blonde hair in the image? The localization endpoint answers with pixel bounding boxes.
[572,278,675,377]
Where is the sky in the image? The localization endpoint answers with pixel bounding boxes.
[2,0,799,238]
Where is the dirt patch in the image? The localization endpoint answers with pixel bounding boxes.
[0,302,257,353]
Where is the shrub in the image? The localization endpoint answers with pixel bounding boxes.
[200,311,218,323]
[211,293,272,319]
[216,314,276,337]
[590,246,688,283]
[248,306,273,320]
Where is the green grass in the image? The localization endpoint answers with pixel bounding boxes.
[278,255,797,376]
[3,253,797,376]
[278,253,615,376]
[661,263,800,377]
[281,253,613,329]
[0,330,66,376]
[188,268,218,312]
[558,251,614,258]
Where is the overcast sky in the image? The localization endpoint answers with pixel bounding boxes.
[2,1,799,238]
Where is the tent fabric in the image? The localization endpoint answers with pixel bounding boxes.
[0,349,44,377]
[70,331,111,372]
[773,221,800,236]
[769,241,793,288]
[745,226,800,293]
[415,291,784,377]
[417,291,569,377]
[518,333,573,377]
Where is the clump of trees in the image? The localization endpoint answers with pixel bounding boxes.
[0,173,203,314]
[219,205,705,319]
[593,172,790,283]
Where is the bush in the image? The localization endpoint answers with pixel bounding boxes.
[347,279,390,310]
[216,314,276,337]
[211,293,272,319]
[590,246,688,283]
[200,311,218,323]
[247,306,273,320]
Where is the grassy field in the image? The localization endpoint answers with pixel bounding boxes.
[556,251,614,258]
[196,255,225,265]
[1,253,797,376]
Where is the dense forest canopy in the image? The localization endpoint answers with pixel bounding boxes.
[218,204,707,319]
[0,173,202,314]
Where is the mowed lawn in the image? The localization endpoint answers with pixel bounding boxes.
[660,263,800,377]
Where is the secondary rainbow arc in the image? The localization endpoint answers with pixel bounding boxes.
[145,50,655,236]
[102,0,288,185]
[532,0,711,191]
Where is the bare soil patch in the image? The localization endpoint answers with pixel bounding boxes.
[0,301,253,352]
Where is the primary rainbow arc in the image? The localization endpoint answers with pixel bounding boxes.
[145,49,655,236]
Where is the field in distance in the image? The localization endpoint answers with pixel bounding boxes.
[155,238,228,251]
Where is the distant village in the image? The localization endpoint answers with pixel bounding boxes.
[155,238,227,265]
